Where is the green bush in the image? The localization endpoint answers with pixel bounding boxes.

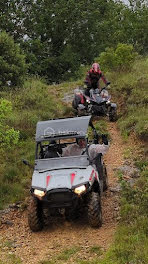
[97,43,138,71]
[0,31,27,88]
[115,43,138,70]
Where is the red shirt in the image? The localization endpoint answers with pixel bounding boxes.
[85,68,108,89]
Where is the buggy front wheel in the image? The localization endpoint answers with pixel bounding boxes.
[28,197,43,232]
[87,192,102,228]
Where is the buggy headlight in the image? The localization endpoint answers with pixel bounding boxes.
[34,189,45,198]
[74,185,86,195]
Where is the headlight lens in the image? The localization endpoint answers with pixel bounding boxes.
[34,189,45,198]
[74,185,86,195]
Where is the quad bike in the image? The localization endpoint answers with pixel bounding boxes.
[23,116,108,231]
[72,86,117,121]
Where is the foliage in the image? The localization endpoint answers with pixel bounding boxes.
[1,0,148,83]
[107,162,148,264]
[108,57,148,140]
[0,99,19,150]
[97,43,138,71]
[0,31,27,88]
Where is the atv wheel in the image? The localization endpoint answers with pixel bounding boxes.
[87,192,102,228]
[103,163,108,191]
[109,108,117,122]
[28,197,43,232]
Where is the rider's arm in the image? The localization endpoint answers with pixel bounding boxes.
[99,70,110,86]
[88,134,109,160]
[84,71,91,86]
[100,72,108,85]
[89,144,109,158]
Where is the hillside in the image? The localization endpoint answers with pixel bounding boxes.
[0,57,148,264]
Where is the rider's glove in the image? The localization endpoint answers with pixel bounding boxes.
[102,134,108,145]
[106,82,111,86]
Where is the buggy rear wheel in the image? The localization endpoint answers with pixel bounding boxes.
[87,192,102,228]
[28,197,43,232]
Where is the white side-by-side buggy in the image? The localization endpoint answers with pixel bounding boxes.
[24,116,108,231]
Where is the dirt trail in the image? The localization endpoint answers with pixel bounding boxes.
[0,122,125,264]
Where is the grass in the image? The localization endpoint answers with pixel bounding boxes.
[89,246,103,256]
[0,239,22,264]
[40,246,80,264]
[98,158,148,264]
[109,57,148,140]
[40,245,104,264]
[0,254,22,264]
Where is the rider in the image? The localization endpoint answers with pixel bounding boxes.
[84,63,110,96]
[62,138,86,157]
[62,135,109,159]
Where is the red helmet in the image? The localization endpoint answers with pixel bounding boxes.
[92,63,100,73]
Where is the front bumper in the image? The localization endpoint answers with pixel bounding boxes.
[32,188,79,208]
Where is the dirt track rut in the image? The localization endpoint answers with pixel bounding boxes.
[0,122,125,264]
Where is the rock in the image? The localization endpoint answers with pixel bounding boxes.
[110,184,121,193]
[0,208,11,215]
[9,203,20,209]
[127,178,136,187]
[118,165,140,178]
[62,94,74,103]
[3,220,13,226]
[123,160,131,166]
[114,207,120,211]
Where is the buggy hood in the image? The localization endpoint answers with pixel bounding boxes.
[32,157,98,191]
[35,116,91,142]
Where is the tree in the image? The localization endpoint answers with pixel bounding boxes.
[0,31,27,88]
[1,0,148,82]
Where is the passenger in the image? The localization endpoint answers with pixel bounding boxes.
[44,140,59,158]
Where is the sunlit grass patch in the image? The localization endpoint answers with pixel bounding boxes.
[56,246,80,261]
[89,245,103,256]
[118,106,148,139]
[0,240,22,264]
[40,246,80,264]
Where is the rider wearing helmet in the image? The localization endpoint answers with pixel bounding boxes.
[62,137,86,157]
[62,135,109,159]
[84,63,110,95]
